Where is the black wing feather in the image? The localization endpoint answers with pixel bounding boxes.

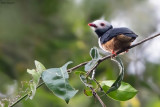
[100,27,138,44]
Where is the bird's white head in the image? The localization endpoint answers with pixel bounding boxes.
[88,20,112,37]
[88,20,111,31]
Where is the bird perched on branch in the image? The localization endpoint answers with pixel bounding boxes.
[88,20,138,55]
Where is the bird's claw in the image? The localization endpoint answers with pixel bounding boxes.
[111,50,117,58]
[125,49,129,53]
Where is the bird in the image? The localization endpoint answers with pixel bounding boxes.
[88,20,138,55]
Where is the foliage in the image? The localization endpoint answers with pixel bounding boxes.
[1,47,138,107]
[42,61,78,103]
[27,61,46,99]
[85,47,102,72]
[100,80,138,101]
[107,57,124,94]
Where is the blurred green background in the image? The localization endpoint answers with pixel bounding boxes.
[0,0,160,107]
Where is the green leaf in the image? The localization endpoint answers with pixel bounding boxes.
[79,74,93,96]
[74,71,86,75]
[35,60,46,74]
[107,56,124,93]
[84,89,93,96]
[85,47,101,72]
[41,61,78,104]
[90,47,101,59]
[80,74,92,87]
[27,60,46,99]
[85,60,98,72]
[100,80,138,101]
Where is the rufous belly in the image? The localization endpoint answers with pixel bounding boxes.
[101,34,135,53]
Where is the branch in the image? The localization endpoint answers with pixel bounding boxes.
[67,61,88,73]
[129,33,160,49]
[90,87,106,107]
[93,78,108,97]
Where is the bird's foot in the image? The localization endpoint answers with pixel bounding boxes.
[111,50,117,58]
[125,49,129,53]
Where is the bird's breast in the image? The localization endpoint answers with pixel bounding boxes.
[98,38,108,52]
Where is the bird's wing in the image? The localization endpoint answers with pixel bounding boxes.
[101,27,138,44]
[110,27,138,38]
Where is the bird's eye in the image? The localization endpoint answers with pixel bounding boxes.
[100,23,105,26]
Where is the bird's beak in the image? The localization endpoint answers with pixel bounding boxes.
[88,23,97,28]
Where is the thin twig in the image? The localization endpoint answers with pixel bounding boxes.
[67,61,88,73]
[10,82,44,107]
[90,87,106,107]
[129,33,160,49]
[86,61,101,77]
